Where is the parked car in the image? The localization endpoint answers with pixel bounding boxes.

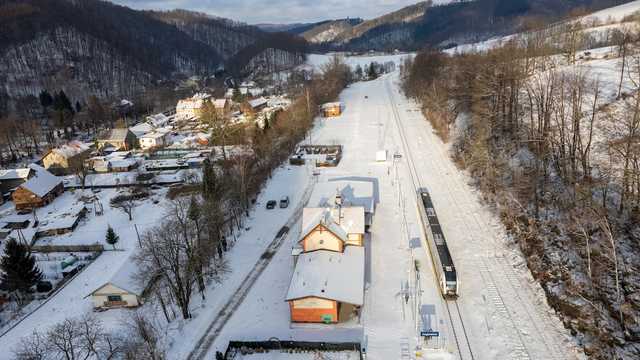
[36,281,53,293]
[266,200,277,209]
[279,196,290,208]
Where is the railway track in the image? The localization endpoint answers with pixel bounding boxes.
[187,179,316,360]
[384,75,574,360]
[384,77,475,360]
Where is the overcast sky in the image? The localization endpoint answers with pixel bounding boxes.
[111,0,437,24]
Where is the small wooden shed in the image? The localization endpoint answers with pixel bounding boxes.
[12,164,63,211]
[321,102,342,117]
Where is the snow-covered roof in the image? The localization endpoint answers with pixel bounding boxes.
[109,158,137,168]
[36,204,86,232]
[248,97,268,109]
[20,164,62,197]
[322,102,342,109]
[130,122,154,137]
[0,168,31,181]
[106,151,132,159]
[50,141,90,159]
[146,113,170,127]
[286,246,365,305]
[99,128,132,142]
[89,251,145,296]
[308,180,375,214]
[141,131,168,140]
[301,206,365,241]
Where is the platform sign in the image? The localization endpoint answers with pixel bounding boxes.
[420,331,440,338]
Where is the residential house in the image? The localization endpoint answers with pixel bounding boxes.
[97,129,137,151]
[213,98,231,117]
[139,131,171,150]
[0,168,33,194]
[129,122,154,139]
[244,97,268,115]
[42,141,91,175]
[322,102,342,117]
[176,93,211,120]
[88,257,146,309]
[12,164,63,211]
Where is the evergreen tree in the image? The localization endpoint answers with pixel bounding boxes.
[0,239,42,299]
[232,86,243,103]
[53,90,73,113]
[38,90,53,109]
[367,62,378,80]
[202,159,220,202]
[105,225,119,250]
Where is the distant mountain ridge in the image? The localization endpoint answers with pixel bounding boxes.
[296,0,637,50]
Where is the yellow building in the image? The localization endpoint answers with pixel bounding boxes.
[42,141,91,175]
[176,93,212,120]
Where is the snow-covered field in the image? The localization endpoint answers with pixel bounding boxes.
[582,0,640,23]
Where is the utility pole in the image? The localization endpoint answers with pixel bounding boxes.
[134,223,142,248]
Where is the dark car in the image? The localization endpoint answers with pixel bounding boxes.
[266,200,277,209]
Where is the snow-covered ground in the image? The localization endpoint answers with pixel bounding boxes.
[164,70,583,359]
[0,187,170,346]
[582,0,640,23]
[1,53,591,359]
[305,53,412,72]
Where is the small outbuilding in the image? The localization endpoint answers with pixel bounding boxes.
[0,168,33,194]
[322,102,342,117]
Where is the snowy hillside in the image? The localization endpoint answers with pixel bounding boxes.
[404,1,640,358]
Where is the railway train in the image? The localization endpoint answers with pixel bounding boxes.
[416,188,459,298]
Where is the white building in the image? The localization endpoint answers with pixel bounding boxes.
[139,131,171,150]
[88,256,145,309]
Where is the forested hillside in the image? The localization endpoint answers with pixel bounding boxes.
[305,0,636,51]
[0,0,307,107]
[402,6,640,357]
